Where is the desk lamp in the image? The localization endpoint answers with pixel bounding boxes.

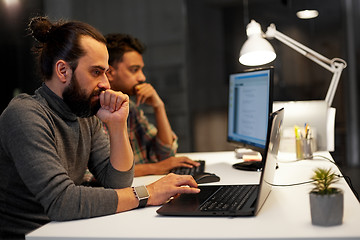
[239,20,347,107]
[239,20,347,151]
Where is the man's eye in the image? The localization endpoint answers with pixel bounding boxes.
[130,67,139,73]
[93,70,101,76]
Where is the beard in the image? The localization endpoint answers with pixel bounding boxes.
[63,73,105,118]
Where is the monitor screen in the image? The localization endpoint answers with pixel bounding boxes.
[227,67,273,152]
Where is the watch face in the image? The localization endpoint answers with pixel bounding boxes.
[135,186,149,199]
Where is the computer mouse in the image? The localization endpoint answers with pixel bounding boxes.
[194,172,220,184]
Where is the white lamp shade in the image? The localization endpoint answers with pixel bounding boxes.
[239,35,276,66]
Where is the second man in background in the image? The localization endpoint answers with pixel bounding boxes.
[105,33,199,176]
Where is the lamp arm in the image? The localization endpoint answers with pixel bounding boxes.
[325,63,345,106]
[265,24,347,106]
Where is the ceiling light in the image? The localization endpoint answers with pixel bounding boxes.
[296,10,319,19]
[3,0,20,7]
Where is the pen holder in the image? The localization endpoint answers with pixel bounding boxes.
[296,138,314,159]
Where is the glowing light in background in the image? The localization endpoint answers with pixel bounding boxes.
[3,0,20,7]
[296,10,319,19]
[2,0,22,23]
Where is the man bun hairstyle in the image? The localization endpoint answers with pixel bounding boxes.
[28,16,106,81]
[28,16,53,43]
[105,33,146,67]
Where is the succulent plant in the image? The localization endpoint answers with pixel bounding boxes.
[311,168,340,195]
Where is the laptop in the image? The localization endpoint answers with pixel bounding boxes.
[156,108,284,217]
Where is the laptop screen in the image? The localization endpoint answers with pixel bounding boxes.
[227,68,273,152]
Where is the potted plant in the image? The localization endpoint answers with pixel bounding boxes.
[309,167,343,226]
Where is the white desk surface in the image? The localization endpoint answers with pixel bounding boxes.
[26,151,360,240]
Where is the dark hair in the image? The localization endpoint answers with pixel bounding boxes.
[28,16,106,81]
[105,33,146,67]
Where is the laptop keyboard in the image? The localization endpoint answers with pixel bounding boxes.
[170,160,205,176]
[199,185,257,212]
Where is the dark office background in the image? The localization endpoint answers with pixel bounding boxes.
[1,0,359,197]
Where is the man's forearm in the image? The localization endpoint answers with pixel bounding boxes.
[97,90,133,172]
[134,163,158,177]
[154,104,174,145]
[115,187,139,212]
[108,123,134,171]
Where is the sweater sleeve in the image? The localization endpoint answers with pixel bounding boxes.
[0,96,124,221]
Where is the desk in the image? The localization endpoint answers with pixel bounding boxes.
[26,151,360,240]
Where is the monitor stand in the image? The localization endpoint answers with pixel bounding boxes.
[233,148,263,172]
[233,161,262,172]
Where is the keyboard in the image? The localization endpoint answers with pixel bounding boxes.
[170,160,205,176]
[199,185,258,212]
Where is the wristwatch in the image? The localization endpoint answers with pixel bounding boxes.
[133,185,149,208]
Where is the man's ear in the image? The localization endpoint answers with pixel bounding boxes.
[55,60,71,83]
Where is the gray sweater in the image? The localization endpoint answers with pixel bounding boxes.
[0,84,134,239]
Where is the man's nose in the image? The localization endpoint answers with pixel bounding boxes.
[99,74,110,89]
[138,70,146,83]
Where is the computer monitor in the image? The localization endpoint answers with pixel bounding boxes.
[227,67,274,171]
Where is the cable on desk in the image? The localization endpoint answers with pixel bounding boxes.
[266,176,344,187]
[314,155,359,200]
[277,155,336,164]
[266,179,316,187]
[276,154,359,200]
